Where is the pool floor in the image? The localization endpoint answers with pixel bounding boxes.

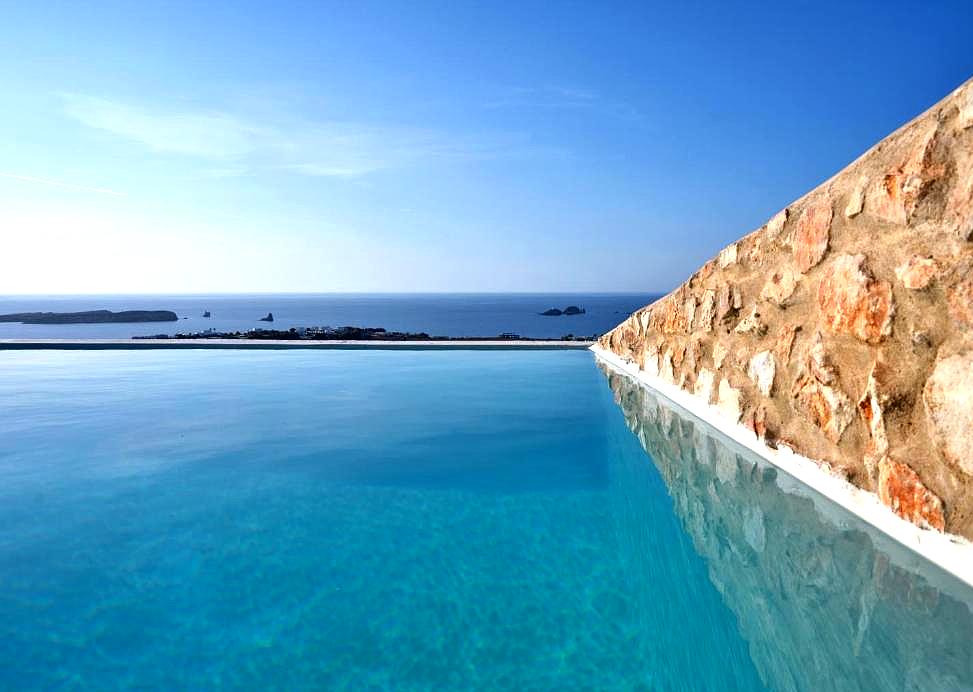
[0,350,970,690]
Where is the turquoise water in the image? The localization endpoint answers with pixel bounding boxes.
[1,351,970,690]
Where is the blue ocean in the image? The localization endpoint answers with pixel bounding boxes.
[0,293,658,339]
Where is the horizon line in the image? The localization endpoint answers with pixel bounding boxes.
[0,290,668,297]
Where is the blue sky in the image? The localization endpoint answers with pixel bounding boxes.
[2,1,972,293]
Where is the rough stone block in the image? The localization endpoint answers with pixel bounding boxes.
[747,351,776,396]
[717,379,744,423]
[817,254,894,344]
[895,256,938,290]
[877,457,946,532]
[793,199,832,273]
[760,266,801,307]
[923,351,973,476]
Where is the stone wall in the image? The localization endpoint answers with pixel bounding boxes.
[599,77,973,539]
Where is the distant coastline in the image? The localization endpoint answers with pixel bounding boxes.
[0,294,657,340]
[0,310,178,325]
[133,325,596,342]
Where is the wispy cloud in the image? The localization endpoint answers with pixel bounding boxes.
[485,85,641,121]
[485,85,598,109]
[190,167,252,180]
[62,94,262,159]
[0,171,125,196]
[60,93,534,179]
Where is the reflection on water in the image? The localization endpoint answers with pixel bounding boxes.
[599,360,973,692]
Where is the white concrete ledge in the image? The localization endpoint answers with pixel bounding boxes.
[592,344,973,596]
[0,339,593,351]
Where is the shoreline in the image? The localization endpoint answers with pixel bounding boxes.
[0,338,594,351]
[591,344,973,597]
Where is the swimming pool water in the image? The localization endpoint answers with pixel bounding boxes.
[0,350,970,690]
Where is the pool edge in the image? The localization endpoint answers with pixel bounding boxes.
[0,339,593,351]
[591,344,973,593]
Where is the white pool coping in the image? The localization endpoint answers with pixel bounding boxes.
[592,344,973,595]
[0,338,593,350]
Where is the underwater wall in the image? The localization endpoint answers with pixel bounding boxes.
[599,362,973,691]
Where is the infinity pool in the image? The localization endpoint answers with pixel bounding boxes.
[0,350,970,690]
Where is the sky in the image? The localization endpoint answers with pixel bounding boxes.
[2,1,973,294]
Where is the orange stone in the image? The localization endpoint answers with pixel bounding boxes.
[947,273,973,329]
[867,130,947,226]
[651,296,689,335]
[697,259,718,283]
[793,373,854,444]
[774,324,799,366]
[869,171,908,225]
[817,254,894,344]
[671,343,687,368]
[945,158,973,240]
[877,457,946,532]
[793,199,833,273]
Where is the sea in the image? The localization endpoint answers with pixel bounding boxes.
[0,293,659,340]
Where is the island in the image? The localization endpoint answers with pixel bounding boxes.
[0,310,178,325]
[539,305,586,316]
[259,312,274,322]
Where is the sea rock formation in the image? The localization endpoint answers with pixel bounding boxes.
[598,77,973,539]
[540,305,586,316]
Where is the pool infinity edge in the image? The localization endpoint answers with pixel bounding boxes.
[0,339,594,351]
